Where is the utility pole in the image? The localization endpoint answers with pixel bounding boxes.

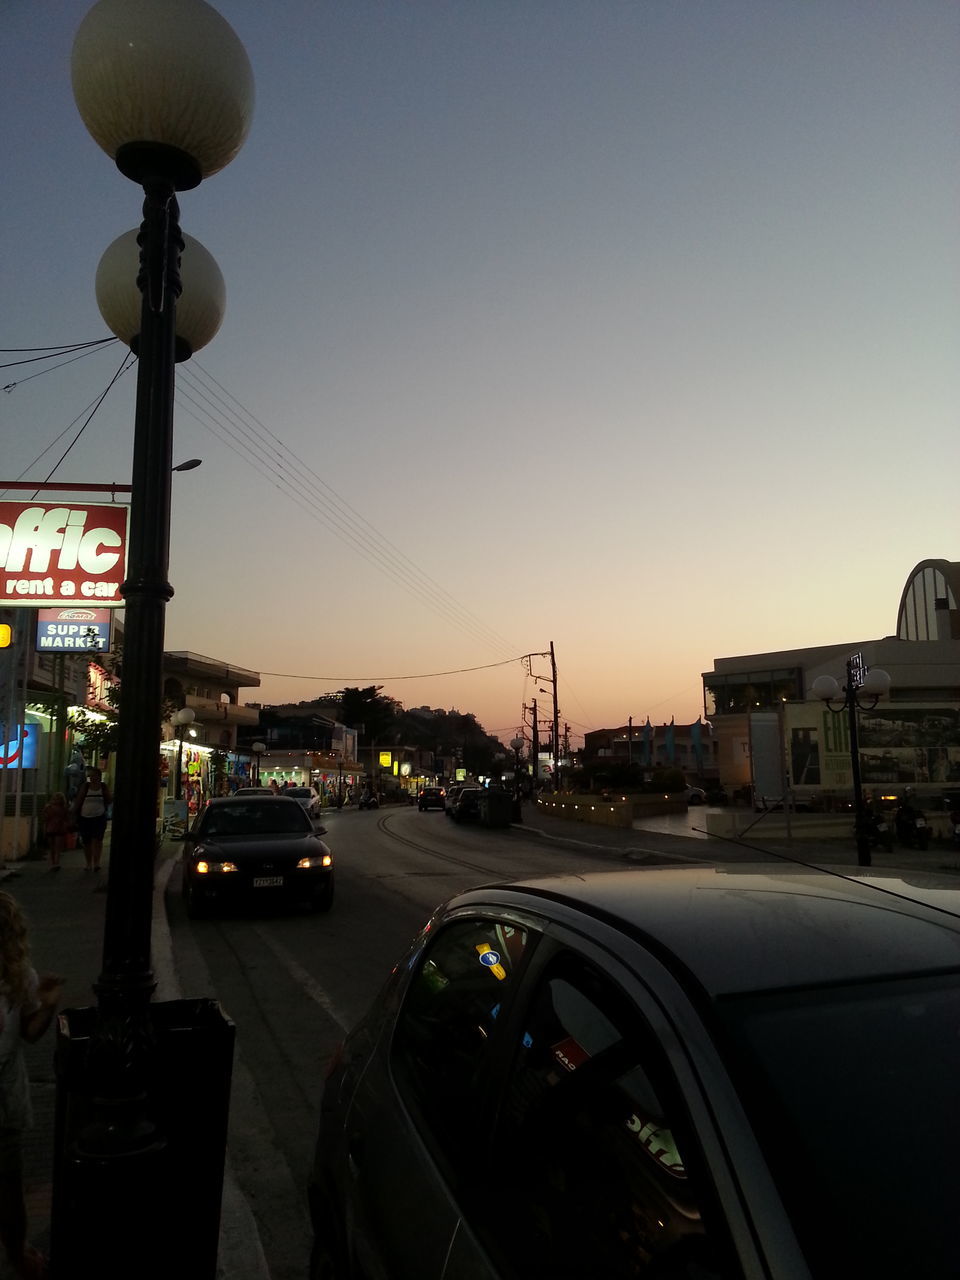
[549,641,560,792]
[531,697,539,797]
[627,715,633,767]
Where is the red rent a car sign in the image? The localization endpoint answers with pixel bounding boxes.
[0,502,130,607]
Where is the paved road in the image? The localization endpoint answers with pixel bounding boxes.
[6,800,957,1278]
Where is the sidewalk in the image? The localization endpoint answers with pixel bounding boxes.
[518,801,960,876]
[1,834,268,1279]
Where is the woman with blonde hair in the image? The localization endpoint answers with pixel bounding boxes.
[0,893,63,1279]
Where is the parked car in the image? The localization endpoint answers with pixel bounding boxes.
[449,786,482,822]
[683,784,707,804]
[181,796,333,917]
[284,785,323,818]
[309,863,960,1279]
[418,787,445,812]
[444,784,464,816]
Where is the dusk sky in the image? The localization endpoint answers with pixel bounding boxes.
[3,0,957,747]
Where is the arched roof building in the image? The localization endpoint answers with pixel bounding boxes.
[896,560,960,642]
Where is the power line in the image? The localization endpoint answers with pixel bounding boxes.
[175,381,511,653]
[183,361,520,656]
[256,655,528,682]
[175,363,520,659]
[38,352,136,488]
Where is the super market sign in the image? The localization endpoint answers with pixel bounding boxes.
[0,502,129,607]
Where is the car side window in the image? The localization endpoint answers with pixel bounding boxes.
[390,917,531,1180]
[486,954,737,1280]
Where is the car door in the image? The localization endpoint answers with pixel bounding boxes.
[341,911,539,1280]
[442,917,810,1280]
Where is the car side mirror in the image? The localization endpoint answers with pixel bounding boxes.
[316,826,327,837]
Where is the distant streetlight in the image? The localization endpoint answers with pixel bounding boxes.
[252,740,267,784]
[812,659,891,867]
[173,706,196,800]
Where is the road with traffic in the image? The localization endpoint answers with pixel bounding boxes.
[165,803,738,1280]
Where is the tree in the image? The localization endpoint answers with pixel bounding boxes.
[328,687,401,746]
[68,638,179,765]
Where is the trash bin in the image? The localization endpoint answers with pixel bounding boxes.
[479,789,514,828]
[51,998,235,1279]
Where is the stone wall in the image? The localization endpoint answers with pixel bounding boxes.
[535,794,686,829]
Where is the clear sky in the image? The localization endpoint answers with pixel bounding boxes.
[2,0,957,747]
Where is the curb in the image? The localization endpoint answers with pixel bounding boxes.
[152,845,272,1280]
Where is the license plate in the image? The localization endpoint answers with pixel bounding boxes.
[253,876,284,888]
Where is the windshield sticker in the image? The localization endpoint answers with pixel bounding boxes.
[551,1035,589,1073]
[476,943,507,980]
[626,1112,687,1178]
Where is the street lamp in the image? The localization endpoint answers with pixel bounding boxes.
[252,740,266,785]
[812,659,891,867]
[58,1,254,1274]
[173,706,196,800]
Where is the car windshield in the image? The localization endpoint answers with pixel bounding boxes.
[720,971,960,1277]
[287,788,312,798]
[199,801,310,837]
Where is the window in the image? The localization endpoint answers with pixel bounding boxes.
[487,954,735,1279]
[391,917,531,1179]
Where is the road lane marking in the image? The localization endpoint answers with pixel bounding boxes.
[252,925,350,1033]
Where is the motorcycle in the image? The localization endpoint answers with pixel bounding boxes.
[358,793,379,811]
[951,811,960,848]
[861,811,893,853]
[895,804,929,851]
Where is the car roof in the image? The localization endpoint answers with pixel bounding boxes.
[207,794,300,805]
[447,865,960,998]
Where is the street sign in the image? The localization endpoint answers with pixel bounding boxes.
[36,607,112,653]
[0,501,130,607]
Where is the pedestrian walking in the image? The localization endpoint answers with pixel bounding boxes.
[0,892,64,1279]
[39,796,70,873]
[72,767,111,874]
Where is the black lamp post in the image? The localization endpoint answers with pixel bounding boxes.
[52,3,253,1276]
[252,740,266,785]
[812,659,891,867]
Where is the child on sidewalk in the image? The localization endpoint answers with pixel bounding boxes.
[0,893,64,1279]
[39,796,70,873]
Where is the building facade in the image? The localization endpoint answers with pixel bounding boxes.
[702,560,960,809]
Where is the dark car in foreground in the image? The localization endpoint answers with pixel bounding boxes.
[182,795,334,917]
[309,863,960,1279]
[417,787,445,812]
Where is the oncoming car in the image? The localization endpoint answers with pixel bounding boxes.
[309,864,960,1279]
[181,796,334,917]
[285,785,323,818]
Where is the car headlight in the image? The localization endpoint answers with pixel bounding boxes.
[297,854,333,869]
[196,860,239,874]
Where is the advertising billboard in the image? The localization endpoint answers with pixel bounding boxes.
[784,702,960,792]
[36,606,112,652]
[0,502,130,607]
[1,723,37,770]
